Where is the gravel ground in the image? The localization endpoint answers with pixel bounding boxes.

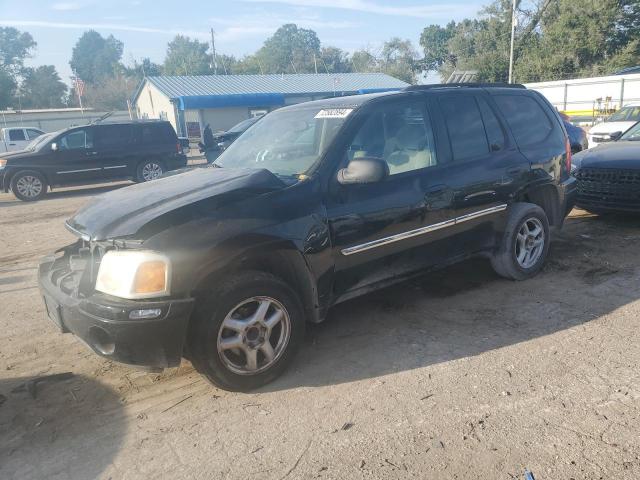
[1,182,640,479]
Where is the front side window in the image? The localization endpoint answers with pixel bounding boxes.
[58,128,94,150]
[440,95,489,161]
[9,129,26,141]
[346,102,437,175]
[216,106,349,177]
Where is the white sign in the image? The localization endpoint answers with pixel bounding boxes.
[315,108,353,119]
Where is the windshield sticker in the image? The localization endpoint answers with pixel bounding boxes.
[315,108,354,119]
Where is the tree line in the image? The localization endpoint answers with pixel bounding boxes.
[0,0,638,111]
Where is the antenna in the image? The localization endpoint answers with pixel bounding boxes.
[210,28,217,74]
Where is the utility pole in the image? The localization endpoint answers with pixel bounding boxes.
[210,28,217,74]
[508,0,518,83]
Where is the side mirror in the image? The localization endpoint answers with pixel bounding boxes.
[337,157,389,185]
[51,142,58,151]
[610,131,623,141]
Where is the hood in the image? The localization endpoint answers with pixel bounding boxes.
[67,167,286,241]
[1,149,37,160]
[573,141,640,170]
[589,121,637,136]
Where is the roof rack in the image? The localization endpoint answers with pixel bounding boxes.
[404,83,526,91]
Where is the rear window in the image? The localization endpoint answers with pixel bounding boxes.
[493,94,555,147]
[139,123,176,145]
[439,95,489,161]
[9,129,26,141]
[26,129,43,140]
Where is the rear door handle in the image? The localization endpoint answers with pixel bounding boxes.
[86,151,98,156]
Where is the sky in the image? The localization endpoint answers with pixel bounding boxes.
[0,0,484,85]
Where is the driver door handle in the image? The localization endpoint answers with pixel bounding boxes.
[86,151,98,156]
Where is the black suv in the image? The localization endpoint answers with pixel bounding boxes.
[38,84,576,391]
[0,120,187,201]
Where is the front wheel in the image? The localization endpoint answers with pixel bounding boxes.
[491,203,550,280]
[189,271,305,391]
[11,170,48,201]
[136,160,164,182]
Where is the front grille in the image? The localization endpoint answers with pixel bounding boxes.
[575,168,640,209]
[49,241,106,297]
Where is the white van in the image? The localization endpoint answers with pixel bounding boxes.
[0,127,45,152]
[588,103,640,148]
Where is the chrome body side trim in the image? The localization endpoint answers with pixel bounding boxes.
[341,204,508,256]
[104,165,127,170]
[57,168,101,174]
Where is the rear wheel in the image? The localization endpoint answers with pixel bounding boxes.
[491,203,550,280]
[136,160,164,182]
[11,170,48,201]
[189,271,305,391]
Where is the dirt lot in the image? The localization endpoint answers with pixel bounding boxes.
[1,182,640,479]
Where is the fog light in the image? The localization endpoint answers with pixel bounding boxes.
[129,308,162,320]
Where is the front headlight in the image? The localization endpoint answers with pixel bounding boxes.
[0,159,7,169]
[95,250,171,299]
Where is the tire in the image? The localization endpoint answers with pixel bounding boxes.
[491,203,550,281]
[189,271,305,391]
[135,159,165,182]
[10,170,48,202]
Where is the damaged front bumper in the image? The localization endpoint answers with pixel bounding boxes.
[38,249,194,369]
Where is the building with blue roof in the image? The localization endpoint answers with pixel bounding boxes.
[132,73,408,139]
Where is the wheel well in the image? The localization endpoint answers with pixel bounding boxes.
[192,249,320,324]
[522,185,561,226]
[5,169,49,190]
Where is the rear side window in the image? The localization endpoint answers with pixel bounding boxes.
[95,125,132,149]
[9,129,26,141]
[439,95,488,161]
[493,94,554,147]
[477,97,505,151]
[140,123,177,145]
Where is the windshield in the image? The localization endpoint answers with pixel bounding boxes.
[620,122,640,141]
[608,106,640,122]
[25,132,55,151]
[215,106,351,177]
[227,117,258,134]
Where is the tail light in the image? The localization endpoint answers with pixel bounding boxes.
[565,136,572,173]
[176,141,181,154]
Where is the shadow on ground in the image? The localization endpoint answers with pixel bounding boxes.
[0,374,126,480]
[262,212,640,391]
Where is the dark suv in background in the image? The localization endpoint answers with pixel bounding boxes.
[0,120,187,201]
[39,84,575,391]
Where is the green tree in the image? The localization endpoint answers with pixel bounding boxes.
[70,30,124,84]
[380,38,419,83]
[163,35,211,75]
[255,24,321,73]
[0,27,36,108]
[419,21,456,72]
[19,65,68,108]
[127,57,162,79]
[351,49,378,73]
[81,75,136,110]
[319,46,352,73]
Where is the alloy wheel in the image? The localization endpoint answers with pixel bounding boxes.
[216,296,291,375]
[515,217,545,269]
[15,175,43,199]
[142,162,163,181]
